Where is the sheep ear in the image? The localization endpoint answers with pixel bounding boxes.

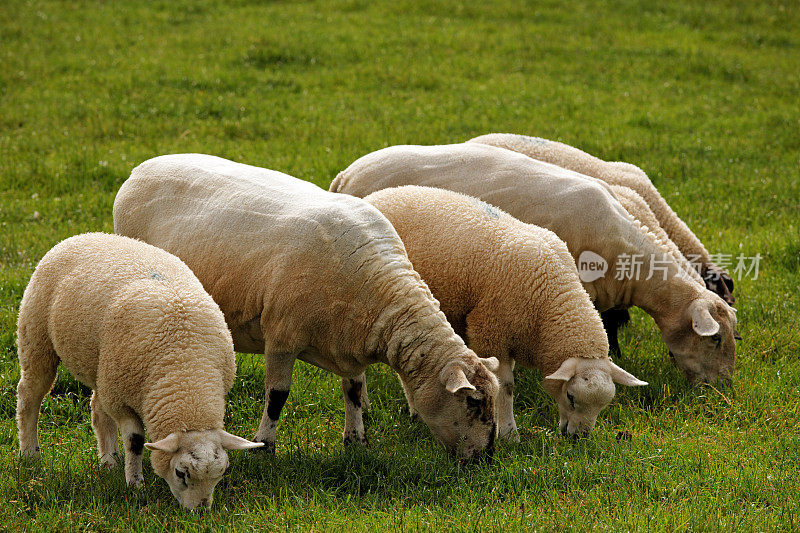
[480,357,500,373]
[544,358,578,382]
[145,433,181,453]
[218,430,264,451]
[607,360,648,387]
[721,273,734,293]
[440,362,476,394]
[690,301,720,336]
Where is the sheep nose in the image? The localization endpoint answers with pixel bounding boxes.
[461,446,495,465]
[201,498,211,509]
[560,423,586,439]
[466,447,495,465]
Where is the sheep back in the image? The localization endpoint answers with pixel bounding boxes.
[363,185,608,376]
[114,154,435,373]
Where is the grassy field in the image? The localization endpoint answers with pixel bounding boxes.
[1,0,799,530]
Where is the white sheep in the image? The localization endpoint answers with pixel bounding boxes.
[360,185,647,438]
[113,154,500,461]
[16,233,262,510]
[331,143,739,385]
[467,133,735,305]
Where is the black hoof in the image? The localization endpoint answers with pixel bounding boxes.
[253,440,275,453]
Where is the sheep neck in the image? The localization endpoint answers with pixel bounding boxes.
[631,270,704,321]
[506,264,610,376]
[378,304,469,389]
[141,368,226,443]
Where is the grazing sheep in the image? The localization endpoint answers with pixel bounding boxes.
[467,133,735,304]
[16,233,262,510]
[331,143,739,385]
[361,185,647,438]
[113,154,500,461]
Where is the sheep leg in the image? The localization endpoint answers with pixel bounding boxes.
[118,416,146,487]
[341,375,368,447]
[496,357,519,442]
[463,305,517,437]
[400,379,418,420]
[361,377,371,411]
[15,333,59,460]
[90,391,120,467]
[254,352,296,453]
[601,309,630,357]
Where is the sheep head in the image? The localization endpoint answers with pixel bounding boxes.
[146,429,263,510]
[405,355,500,462]
[659,293,738,385]
[544,357,647,436]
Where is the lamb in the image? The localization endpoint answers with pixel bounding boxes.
[467,133,735,305]
[331,143,739,385]
[360,185,647,438]
[113,154,500,461]
[16,233,261,510]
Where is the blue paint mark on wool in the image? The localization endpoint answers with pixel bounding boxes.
[473,198,500,220]
[522,136,549,146]
[150,271,163,280]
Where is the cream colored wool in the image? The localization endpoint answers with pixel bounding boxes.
[609,184,704,285]
[363,186,647,438]
[331,143,738,385]
[113,154,500,461]
[467,133,734,303]
[16,233,260,510]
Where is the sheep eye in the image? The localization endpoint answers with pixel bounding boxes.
[466,396,484,409]
[566,392,575,409]
[710,334,722,345]
[175,469,187,485]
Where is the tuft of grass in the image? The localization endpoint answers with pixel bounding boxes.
[2,0,799,530]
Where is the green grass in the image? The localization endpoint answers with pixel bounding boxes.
[1,0,799,530]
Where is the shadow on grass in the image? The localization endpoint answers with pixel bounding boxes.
[3,415,624,517]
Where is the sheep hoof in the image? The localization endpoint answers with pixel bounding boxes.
[100,452,121,468]
[343,433,368,448]
[127,475,144,488]
[19,446,41,461]
[500,429,521,443]
[254,440,275,454]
